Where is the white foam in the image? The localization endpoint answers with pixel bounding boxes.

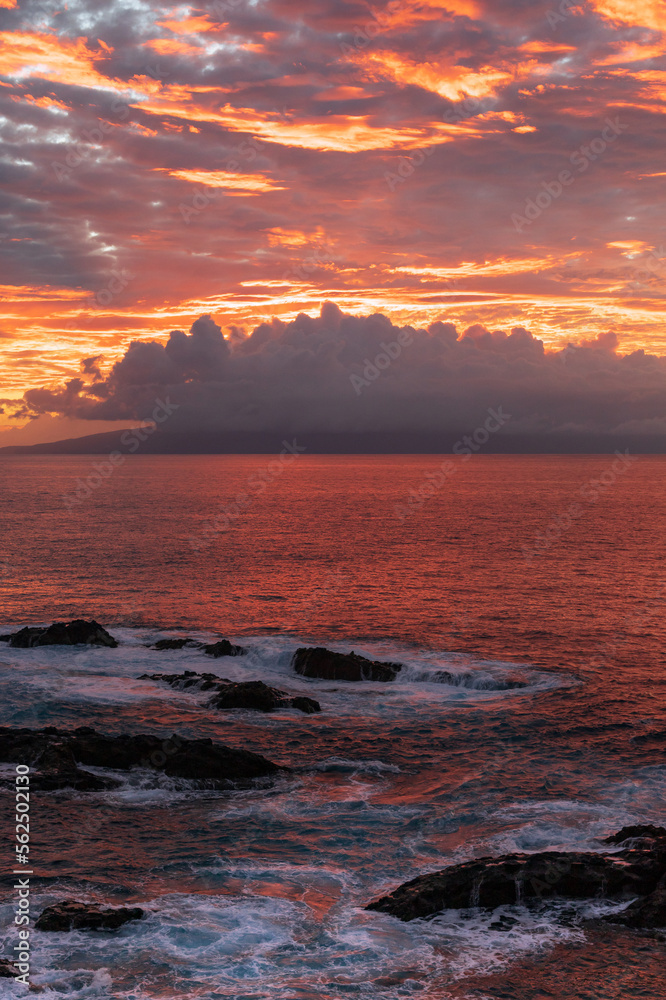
[0,890,632,1000]
[0,629,572,724]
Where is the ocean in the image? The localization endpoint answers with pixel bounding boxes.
[0,454,665,998]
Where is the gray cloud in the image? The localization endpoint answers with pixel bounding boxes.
[14,304,666,444]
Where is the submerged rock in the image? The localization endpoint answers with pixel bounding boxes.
[0,726,284,789]
[0,958,19,978]
[366,831,666,924]
[35,900,144,932]
[429,669,528,690]
[605,825,666,844]
[6,620,118,648]
[609,876,666,928]
[30,743,120,791]
[150,637,202,650]
[203,639,246,658]
[292,646,402,682]
[141,671,321,714]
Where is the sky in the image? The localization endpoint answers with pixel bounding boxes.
[1,0,666,445]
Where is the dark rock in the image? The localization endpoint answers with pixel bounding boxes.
[0,634,12,643]
[202,639,246,658]
[430,669,528,690]
[293,646,402,682]
[366,843,666,922]
[290,696,322,714]
[609,876,666,928]
[210,681,321,714]
[140,670,223,692]
[0,726,284,789]
[0,958,18,977]
[605,825,666,844]
[150,638,202,650]
[8,620,118,648]
[31,743,120,791]
[141,671,321,714]
[35,899,144,932]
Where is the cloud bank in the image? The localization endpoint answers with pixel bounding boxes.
[12,304,666,446]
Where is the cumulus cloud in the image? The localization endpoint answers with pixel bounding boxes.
[12,304,666,445]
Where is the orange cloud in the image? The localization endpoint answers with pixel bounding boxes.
[591,0,666,30]
[143,38,203,56]
[353,50,532,102]
[374,0,482,29]
[0,32,116,91]
[139,91,457,150]
[163,169,286,193]
[157,14,215,34]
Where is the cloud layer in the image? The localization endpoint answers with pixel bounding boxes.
[1,0,666,432]
[14,304,666,443]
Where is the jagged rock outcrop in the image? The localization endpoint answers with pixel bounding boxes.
[30,743,120,791]
[605,824,666,844]
[366,830,666,927]
[141,671,321,714]
[202,639,246,658]
[0,726,283,789]
[150,637,201,650]
[609,875,666,928]
[3,620,118,648]
[292,646,402,682]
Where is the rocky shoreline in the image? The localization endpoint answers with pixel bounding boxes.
[366,825,666,929]
[0,726,284,790]
[2,620,665,939]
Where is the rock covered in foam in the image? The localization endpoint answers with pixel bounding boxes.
[604,824,666,844]
[366,829,666,925]
[609,875,666,928]
[35,899,144,932]
[31,742,120,791]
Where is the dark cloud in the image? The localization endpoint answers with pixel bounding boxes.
[2,0,666,418]
[13,305,666,443]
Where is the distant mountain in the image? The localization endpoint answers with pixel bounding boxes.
[1,428,665,454]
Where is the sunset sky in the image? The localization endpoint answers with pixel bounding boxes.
[1,0,666,445]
